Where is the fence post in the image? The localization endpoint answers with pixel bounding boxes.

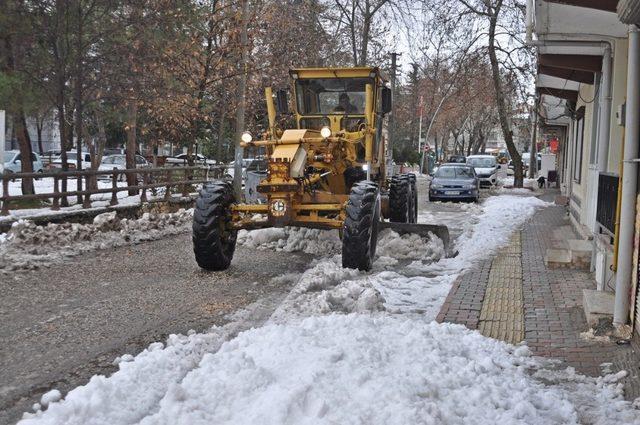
[52,176,60,210]
[140,170,148,203]
[1,175,9,216]
[82,173,92,208]
[110,167,118,206]
[181,168,188,197]
[164,168,172,201]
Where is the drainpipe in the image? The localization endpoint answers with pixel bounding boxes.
[597,45,613,173]
[526,0,534,44]
[613,25,640,325]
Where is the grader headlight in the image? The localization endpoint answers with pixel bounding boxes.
[320,126,331,139]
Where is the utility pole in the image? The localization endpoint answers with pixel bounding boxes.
[233,0,249,199]
[0,110,4,175]
[529,96,539,178]
[388,52,400,170]
[417,97,425,173]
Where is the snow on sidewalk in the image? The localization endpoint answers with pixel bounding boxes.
[18,194,640,425]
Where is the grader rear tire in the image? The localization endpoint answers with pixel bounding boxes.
[192,181,237,271]
[389,176,410,223]
[342,181,380,271]
[407,174,418,223]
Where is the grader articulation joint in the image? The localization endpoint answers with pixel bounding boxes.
[192,67,449,271]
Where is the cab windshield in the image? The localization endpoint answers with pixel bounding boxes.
[295,78,371,115]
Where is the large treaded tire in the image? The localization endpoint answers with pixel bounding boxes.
[192,181,237,271]
[389,175,410,223]
[406,174,418,223]
[342,181,380,271]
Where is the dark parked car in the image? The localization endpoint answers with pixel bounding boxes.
[448,155,466,164]
[428,163,479,202]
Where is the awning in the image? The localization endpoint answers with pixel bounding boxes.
[538,65,595,84]
[543,0,618,12]
[618,0,640,24]
[539,54,602,72]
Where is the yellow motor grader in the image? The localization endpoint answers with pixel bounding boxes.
[193,67,449,271]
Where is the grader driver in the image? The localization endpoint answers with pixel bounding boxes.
[193,67,449,271]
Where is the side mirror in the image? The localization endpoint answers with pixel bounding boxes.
[275,89,289,114]
[381,87,392,115]
[14,159,21,164]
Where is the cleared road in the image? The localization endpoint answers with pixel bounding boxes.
[0,233,312,424]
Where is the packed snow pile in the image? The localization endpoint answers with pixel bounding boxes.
[271,259,384,321]
[376,229,445,261]
[237,227,341,255]
[20,315,640,425]
[0,209,193,272]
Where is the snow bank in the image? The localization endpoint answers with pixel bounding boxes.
[19,297,281,425]
[0,209,193,272]
[25,315,639,425]
[237,227,341,255]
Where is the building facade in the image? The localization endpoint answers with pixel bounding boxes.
[528,0,640,335]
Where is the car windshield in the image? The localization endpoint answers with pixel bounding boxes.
[435,166,474,179]
[295,78,371,115]
[468,157,496,167]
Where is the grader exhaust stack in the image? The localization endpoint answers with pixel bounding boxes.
[192,67,451,271]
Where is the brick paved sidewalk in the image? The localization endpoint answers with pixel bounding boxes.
[436,190,640,400]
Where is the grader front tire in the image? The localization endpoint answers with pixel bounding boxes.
[342,181,380,271]
[192,181,238,271]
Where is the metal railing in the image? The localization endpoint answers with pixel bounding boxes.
[0,165,227,216]
[596,172,619,236]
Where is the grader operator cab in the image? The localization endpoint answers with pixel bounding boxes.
[193,67,450,271]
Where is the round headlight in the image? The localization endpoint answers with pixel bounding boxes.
[241,131,252,143]
[320,126,331,139]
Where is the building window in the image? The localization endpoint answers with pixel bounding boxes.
[573,108,585,183]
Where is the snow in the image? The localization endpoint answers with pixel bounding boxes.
[17,192,640,425]
[0,209,193,272]
[39,390,61,408]
[237,227,342,255]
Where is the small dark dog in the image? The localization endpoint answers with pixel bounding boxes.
[537,176,546,188]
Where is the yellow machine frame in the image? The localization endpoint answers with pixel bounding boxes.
[235,67,389,231]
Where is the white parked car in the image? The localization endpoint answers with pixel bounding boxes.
[98,154,150,181]
[49,151,93,170]
[165,153,216,166]
[466,155,499,187]
[2,150,44,175]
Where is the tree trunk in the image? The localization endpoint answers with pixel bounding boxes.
[14,112,35,195]
[487,0,523,187]
[232,0,249,198]
[74,0,84,204]
[217,109,226,163]
[36,118,44,155]
[56,101,69,207]
[125,100,138,195]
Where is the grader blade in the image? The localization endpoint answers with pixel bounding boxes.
[379,221,454,257]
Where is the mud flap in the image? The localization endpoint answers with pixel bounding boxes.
[379,221,455,257]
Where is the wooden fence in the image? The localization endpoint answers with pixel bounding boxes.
[0,165,227,216]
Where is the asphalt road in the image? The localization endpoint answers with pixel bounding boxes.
[0,234,312,424]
